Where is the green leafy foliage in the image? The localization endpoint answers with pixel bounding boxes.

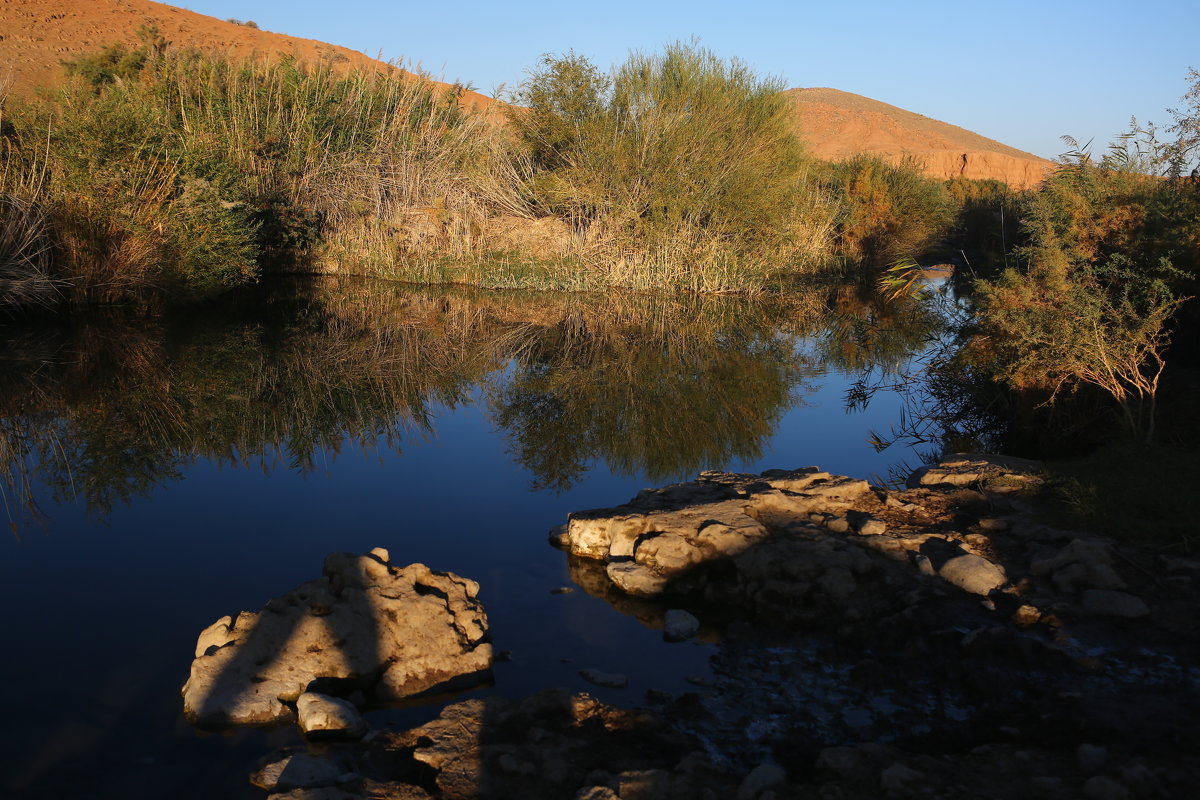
[510,42,834,285]
[4,40,500,303]
[975,120,1198,439]
[821,154,956,265]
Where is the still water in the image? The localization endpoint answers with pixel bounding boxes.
[0,278,938,798]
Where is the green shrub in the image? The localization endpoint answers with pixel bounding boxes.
[511,42,835,288]
[6,40,515,303]
[821,154,955,265]
[975,132,1195,439]
[940,177,1027,276]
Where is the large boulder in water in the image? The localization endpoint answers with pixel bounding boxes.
[181,549,492,728]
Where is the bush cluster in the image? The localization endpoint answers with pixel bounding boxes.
[974,115,1200,439]
[1,36,963,305]
[0,27,510,304]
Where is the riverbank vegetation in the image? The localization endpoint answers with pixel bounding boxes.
[861,76,1200,545]
[2,33,1198,544]
[0,33,963,305]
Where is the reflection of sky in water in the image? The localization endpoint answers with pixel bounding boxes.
[0,284,934,798]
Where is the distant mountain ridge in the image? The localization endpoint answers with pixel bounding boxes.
[0,0,1051,188]
[785,88,1052,189]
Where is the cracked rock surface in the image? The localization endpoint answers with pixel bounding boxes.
[182,550,492,729]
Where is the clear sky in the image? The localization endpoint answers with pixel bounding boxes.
[175,0,1196,161]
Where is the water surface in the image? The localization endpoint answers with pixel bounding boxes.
[0,278,936,798]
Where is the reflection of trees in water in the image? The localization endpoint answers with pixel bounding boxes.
[486,294,827,491]
[0,284,491,518]
[827,279,1010,469]
[0,277,942,521]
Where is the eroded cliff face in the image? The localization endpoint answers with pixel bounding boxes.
[786,88,1054,189]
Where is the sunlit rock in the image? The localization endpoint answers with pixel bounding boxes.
[181,551,492,729]
[937,554,1008,596]
[556,468,873,596]
[905,453,1041,489]
[297,692,368,739]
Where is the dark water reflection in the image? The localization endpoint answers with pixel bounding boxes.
[0,277,939,798]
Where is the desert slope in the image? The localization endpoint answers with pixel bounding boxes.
[0,1,1050,188]
[0,0,496,112]
[786,88,1053,189]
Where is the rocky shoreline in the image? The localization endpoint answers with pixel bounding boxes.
[183,455,1200,799]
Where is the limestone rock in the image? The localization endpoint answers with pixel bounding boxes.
[251,752,351,792]
[737,763,786,800]
[575,788,619,800]
[182,551,492,729]
[606,562,669,597]
[1081,590,1150,619]
[663,609,700,642]
[937,554,1007,595]
[1013,605,1041,625]
[296,692,368,739]
[557,468,872,596]
[906,453,1040,489]
[852,515,887,536]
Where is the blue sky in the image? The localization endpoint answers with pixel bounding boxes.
[177,0,1196,161]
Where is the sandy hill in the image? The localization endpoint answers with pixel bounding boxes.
[0,0,496,112]
[786,88,1052,189]
[0,1,1049,188]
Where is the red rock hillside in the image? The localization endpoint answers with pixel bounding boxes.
[0,1,1050,188]
[786,87,1053,189]
[0,0,496,113]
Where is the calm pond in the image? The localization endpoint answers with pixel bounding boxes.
[0,277,942,798]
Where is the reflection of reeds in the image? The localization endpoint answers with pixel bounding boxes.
[0,278,912,515]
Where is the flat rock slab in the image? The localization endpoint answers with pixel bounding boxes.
[555,467,872,596]
[906,453,1042,489]
[182,551,492,729]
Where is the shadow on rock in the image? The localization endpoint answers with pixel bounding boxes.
[181,548,493,731]
[539,456,1200,799]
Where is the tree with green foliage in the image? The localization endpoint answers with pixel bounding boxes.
[510,42,832,283]
[821,154,956,265]
[976,126,1194,439]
